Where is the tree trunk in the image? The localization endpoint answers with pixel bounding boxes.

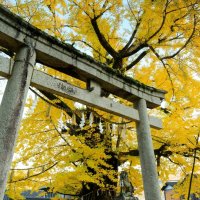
[112,57,123,70]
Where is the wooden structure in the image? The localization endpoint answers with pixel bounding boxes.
[0,5,166,200]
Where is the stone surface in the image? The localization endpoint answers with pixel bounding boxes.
[0,46,36,199]
[136,99,162,200]
[0,4,166,109]
[0,56,163,129]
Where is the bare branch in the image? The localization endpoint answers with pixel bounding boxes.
[126,0,140,22]
[9,162,58,183]
[50,117,69,145]
[147,0,169,41]
[75,39,109,61]
[163,34,184,43]
[94,4,114,20]
[148,44,175,96]
[166,1,199,14]
[162,15,197,60]
[71,0,91,18]
[10,161,57,171]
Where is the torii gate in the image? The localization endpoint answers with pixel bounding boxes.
[0,5,166,200]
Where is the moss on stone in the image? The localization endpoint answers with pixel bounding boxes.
[0,4,166,94]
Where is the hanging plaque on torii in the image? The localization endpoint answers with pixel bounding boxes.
[0,5,166,200]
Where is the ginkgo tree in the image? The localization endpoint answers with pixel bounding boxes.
[1,0,200,199]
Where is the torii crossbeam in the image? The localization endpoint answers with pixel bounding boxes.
[0,5,166,200]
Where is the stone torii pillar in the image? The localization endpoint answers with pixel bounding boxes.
[0,45,36,199]
[136,99,161,200]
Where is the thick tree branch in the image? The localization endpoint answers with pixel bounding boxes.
[121,20,141,53]
[120,0,143,56]
[120,143,200,161]
[125,49,149,71]
[123,42,148,58]
[91,18,117,57]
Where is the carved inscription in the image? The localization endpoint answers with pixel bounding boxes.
[58,82,77,95]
